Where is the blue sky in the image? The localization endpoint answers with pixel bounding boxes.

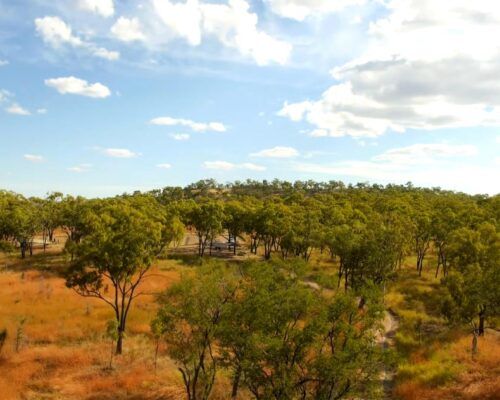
[1,0,499,197]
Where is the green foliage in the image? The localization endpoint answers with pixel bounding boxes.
[155,261,386,400]
[154,262,239,400]
[65,197,176,354]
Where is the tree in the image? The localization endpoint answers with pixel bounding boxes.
[153,263,239,400]
[219,261,317,399]
[65,199,165,354]
[224,200,248,255]
[219,262,385,400]
[441,222,499,359]
[41,192,63,246]
[411,201,433,276]
[187,199,225,257]
[254,200,291,260]
[443,223,500,343]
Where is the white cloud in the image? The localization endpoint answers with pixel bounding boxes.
[373,143,478,164]
[111,17,146,42]
[250,146,299,158]
[157,163,172,169]
[170,133,190,141]
[79,0,114,18]
[35,16,83,47]
[6,104,31,116]
[93,47,120,60]
[152,0,291,65]
[203,161,266,171]
[68,163,92,173]
[0,60,9,66]
[278,1,500,138]
[294,160,498,195]
[239,162,267,171]
[150,116,226,132]
[35,16,119,60]
[37,108,48,114]
[45,76,111,98]
[24,154,44,163]
[293,142,494,194]
[104,148,139,158]
[265,0,365,21]
[153,0,202,46]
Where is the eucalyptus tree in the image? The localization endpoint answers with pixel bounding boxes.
[218,261,385,400]
[224,200,249,255]
[411,198,433,276]
[42,192,64,243]
[187,199,225,256]
[443,222,500,340]
[254,200,292,260]
[153,263,240,400]
[0,194,40,258]
[65,198,167,354]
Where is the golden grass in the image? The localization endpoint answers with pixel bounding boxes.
[390,259,500,400]
[1,247,498,400]
[0,250,186,399]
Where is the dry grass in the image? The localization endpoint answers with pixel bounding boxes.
[1,245,498,400]
[0,248,186,400]
[389,258,500,400]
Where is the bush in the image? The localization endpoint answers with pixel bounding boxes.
[0,241,15,253]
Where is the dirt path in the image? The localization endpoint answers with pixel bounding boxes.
[379,310,399,399]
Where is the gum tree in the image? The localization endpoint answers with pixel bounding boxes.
[65,199,165,354]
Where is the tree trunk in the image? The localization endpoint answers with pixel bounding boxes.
[478,310,485,336]
[471,331,478,358]
[116,329,124,355]
[231,365,242,399]
[20,241,26,259]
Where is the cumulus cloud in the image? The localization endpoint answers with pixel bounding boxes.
[250,146,299,158]
[0,60,9,66]
[45,76,111,98]
[6,104,31,116]
[35,16,119,60]
[170,133,190,141]
[265,0,365,21]
[24,154,44,162]
[150,116,226,132]
[152,0,291,65]
[79,0,114,18]
[104,148,139,158]
[157,163,172,169]
[68,163,92,173]
[203,161,266,171]
[111,17,146,42]
[278,1,500,138]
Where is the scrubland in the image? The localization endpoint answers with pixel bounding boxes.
[1,244,498,400]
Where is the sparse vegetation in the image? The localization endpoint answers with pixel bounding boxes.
[0,181,498,399]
